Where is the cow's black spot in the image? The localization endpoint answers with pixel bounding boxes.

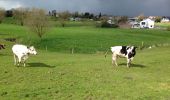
[126,46,130,50]
[132,47,137,56]
[120,46,127,55]
[128,52,133,58]
[128,47,136,59]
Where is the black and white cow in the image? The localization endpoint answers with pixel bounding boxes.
[105,46,137,68]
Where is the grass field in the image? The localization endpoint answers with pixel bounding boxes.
[0,23,170,99]
[155,23,170,28]
[1,23,170,53]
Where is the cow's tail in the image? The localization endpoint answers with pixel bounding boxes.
[104,48,110,58]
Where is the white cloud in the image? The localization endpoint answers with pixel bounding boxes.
[0,1,22,10]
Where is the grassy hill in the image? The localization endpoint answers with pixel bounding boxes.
[0,23,170,99]
[1,23,170,53]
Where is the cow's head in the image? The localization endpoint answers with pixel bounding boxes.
[28,46,37,55]
[127,46,137,59]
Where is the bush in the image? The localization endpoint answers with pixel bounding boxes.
[101,21,118,28]
[95,21,101,28]
[167,26,170,31]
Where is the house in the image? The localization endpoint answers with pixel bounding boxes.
[131,22,140,28]
[161,17,170,23]
[128,17,140,28]
[128,17,138,25]
[139,18,154,29]
[107,19,113,24]
[70,17,81,21]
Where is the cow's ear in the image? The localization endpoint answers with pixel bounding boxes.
[134,46,138,49]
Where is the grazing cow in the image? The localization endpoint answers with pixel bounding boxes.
[0,44,5,50]
[12,44,37,67]
[105,46,137,68]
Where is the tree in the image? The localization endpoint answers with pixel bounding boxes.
[5,10,13,17]
[58,11,70,27]
[52,10,57,16]
[72,11,79,18]
[155,16,162,23]
[137,13,145,21]
[13,7,29,26]
[100,16,108,23]
[25,8,49,39]
[0,8,5,24]
[117,16,128,24]
[84,12,90,18]
[99,12,102,18]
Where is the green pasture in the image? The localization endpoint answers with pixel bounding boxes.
[0,23,170,53]
[155,23,170,28]
[0,23,170,99]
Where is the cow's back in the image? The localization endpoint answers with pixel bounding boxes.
[111,46,122,53]
[12,44,28,55]
[111,46,130,57]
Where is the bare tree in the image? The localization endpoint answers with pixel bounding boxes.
[137,13,145,21]
[155,16,162,23]
[0,8,5,24]
[58,11,70,27]
[118,16,128,24]
[13,7,29,26]
[25,8,49,39]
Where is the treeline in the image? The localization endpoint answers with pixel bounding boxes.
[1,8,100,24]
[49,10,96,19]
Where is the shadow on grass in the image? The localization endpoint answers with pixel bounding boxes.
[0,54,6,56]
[0,53,12,56]
[119,63,146,68]
[27,63,56,68]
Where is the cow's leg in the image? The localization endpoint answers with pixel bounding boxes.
[127,58,131,68]
[14,55,20,66]
[20,57,25,67]
[112,54,118,66]
[23,62,26,67]
[13,54,17,65]
[22,55,28,67]
[22,60,26,67]
[23,59,26,67]
[18,56,22,66]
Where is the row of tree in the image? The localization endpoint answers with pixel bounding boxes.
[137,14,163,22]
[49,10,96,19]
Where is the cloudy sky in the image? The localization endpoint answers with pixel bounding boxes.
[0,0,169,16]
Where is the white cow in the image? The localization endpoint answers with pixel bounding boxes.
[12,44,37,67]
[105,46,137,68]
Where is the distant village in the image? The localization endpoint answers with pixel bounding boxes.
[3,9,170,29]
